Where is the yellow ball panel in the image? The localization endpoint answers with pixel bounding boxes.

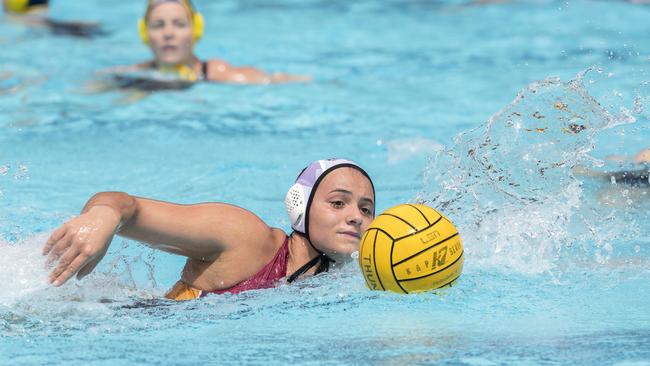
[391,219,459,264]
[382,204,438,231]
[393,236,463,281]
[359,229,405,293]
[399,254,464,293]
[359,229,383,291]
[367,214,416,239]
[412,204,446,222]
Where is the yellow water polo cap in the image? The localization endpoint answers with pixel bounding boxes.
[4,0,48,13]
[138,0,204,45]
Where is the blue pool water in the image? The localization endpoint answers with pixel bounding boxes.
[2,0,650,364]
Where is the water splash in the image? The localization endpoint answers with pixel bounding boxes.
[0,234,51,307]
[0,234,372,335]
[14,164,29,181]
[417,70,648,275]
[0,165,8,199]
[0,233,160,328]
[0,234,170,337]
[0,163,30,201]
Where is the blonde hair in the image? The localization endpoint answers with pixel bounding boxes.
[144,0,195,22]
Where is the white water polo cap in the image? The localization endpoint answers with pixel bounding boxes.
[285,158,375,238]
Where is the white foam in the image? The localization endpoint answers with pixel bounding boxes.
[0,233,51,306]
[0,233,156,309]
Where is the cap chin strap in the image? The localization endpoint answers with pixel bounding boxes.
[286,233,336,283]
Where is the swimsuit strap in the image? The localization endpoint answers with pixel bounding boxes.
[201,61,208,80]
[286,253,335,283]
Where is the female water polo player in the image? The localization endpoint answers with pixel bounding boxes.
[42,159,375,300]
[107,0,307,90]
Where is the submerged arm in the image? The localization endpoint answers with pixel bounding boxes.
[634,148,650,164]
[205,60,311,84]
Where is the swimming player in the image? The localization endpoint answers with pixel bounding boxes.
[42,159,375,300]
[573,148,650,206]
[2,0,104,38]
[631,148,650,164]
[107,0,308,89]
[573,148,650,184]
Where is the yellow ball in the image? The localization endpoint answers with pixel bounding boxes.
[358,204,464,294]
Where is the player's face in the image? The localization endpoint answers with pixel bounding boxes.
[147,3,194,66]
[308,168,375,261]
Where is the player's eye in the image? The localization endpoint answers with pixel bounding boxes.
[331,200,345,209]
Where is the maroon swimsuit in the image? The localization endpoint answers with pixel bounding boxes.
[203,237,290,296]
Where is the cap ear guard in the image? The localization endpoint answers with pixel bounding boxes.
[138,11,204,45]
[5,0,46,13]
[138,18,148,44]
[285,183,307,233]
[5,0,28,12]
[191,12,204,42]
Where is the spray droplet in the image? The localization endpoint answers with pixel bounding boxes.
[14,165,29,180]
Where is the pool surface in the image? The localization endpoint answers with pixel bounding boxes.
[1,0,649,365]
